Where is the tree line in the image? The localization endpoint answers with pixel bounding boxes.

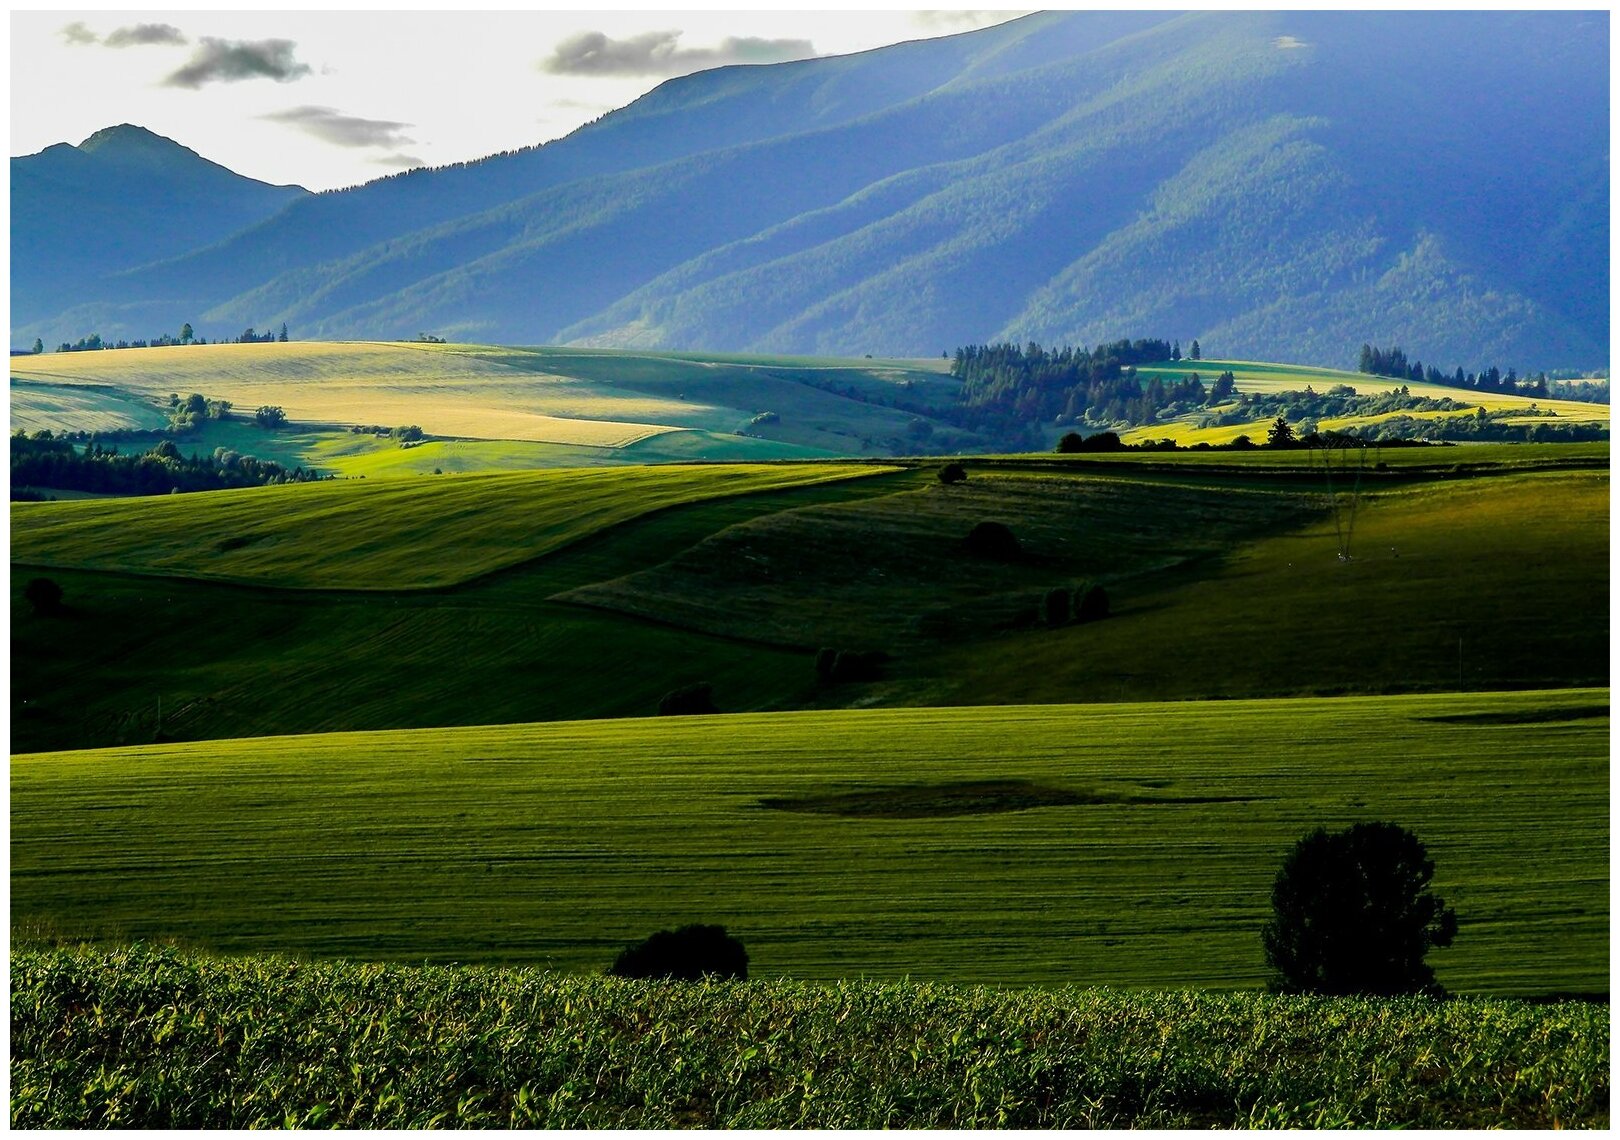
[11,431,322,499]
[47,322,289,354]
[1357,343,1550,398]
[949,339,1226,431]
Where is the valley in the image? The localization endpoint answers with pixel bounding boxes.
[8,7,1610,1125]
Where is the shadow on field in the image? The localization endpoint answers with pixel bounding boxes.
[758,778,1261,818]
[1417,705,1609,726]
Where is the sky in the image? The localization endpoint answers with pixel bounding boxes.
[10,8,1031,192]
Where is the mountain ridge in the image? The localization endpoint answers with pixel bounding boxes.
[11,11,1608,369]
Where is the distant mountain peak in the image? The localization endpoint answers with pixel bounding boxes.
[78,123,200,162]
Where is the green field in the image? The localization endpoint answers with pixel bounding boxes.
[10,462,892,589]
[12,690,1607,994]
[13,458,1607,754]
[564,471,1316,648]
[12,945,1607,1129]
[894,467,1609,706]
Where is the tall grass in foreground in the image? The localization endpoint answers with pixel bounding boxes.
[11,945,1607,1129]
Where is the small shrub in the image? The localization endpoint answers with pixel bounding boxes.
[1042,586,1071,628]
[1075,584,1110,622]
[818,649,888,683]
[24,577,63,617]
[964,521,1020,560]
[938,462,967,484]
[657,683,718,716]
[1059,431,1125,453]
[607,924,748,981]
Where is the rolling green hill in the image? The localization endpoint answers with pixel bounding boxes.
[12,453,1606,754]
[12,689,1607,994]
[10,462,891,589]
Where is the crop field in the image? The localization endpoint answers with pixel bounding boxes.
[11,946,1608,1129]
[11,469,930,753]
[564,472,1317,647]
[890,467,1609,706]
[1124,359,1608,446]
[12,689,1607,994]
[1135,359,1609,419]
[13,459,1607,753]
[10,377,173,435]
[10,462,892,589]
[9,340,963,462]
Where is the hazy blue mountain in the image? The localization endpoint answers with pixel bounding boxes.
[10,125,309,329]
[13,12,1608,369]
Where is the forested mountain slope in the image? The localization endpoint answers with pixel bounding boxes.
[12,11,1607,370]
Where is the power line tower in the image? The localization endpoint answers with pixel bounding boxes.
[1313,433,1376,561]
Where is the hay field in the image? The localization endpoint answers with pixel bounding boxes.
[9,341,959,457]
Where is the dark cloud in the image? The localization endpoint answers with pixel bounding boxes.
[60,22,99,45]
[370,153,426,169]
[164,38,311,89]
[104,23,188,48]
[541,30,815,77]
[261,106,415,148]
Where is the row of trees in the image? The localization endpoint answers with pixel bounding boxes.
[1357,343,1550,398]
[11,431,321,497]
[46,322,289,354]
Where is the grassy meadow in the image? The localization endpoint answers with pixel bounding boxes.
[13,456,1607,753]
[10,462,891,589]
[12,690,1607,994]
[12,944,1608,1128]
[9,345,1610,1127]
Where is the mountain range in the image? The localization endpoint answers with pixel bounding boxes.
[10,10,1609,369]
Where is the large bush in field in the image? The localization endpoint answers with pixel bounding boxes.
[608,924,748,981]
[1263,822,1458,996]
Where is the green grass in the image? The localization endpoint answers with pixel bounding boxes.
[12,463,1606,753]
[12,469,930,754]
[12,689,1607,994]
[1000,440,1609,470]
[11,945,1608,1129]
[10,462,893,590]
[894,469,1609,706]
[564,471,1317,648]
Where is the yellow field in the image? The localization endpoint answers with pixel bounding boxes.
[9,342,705,446]
[1123,359,1608,444]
